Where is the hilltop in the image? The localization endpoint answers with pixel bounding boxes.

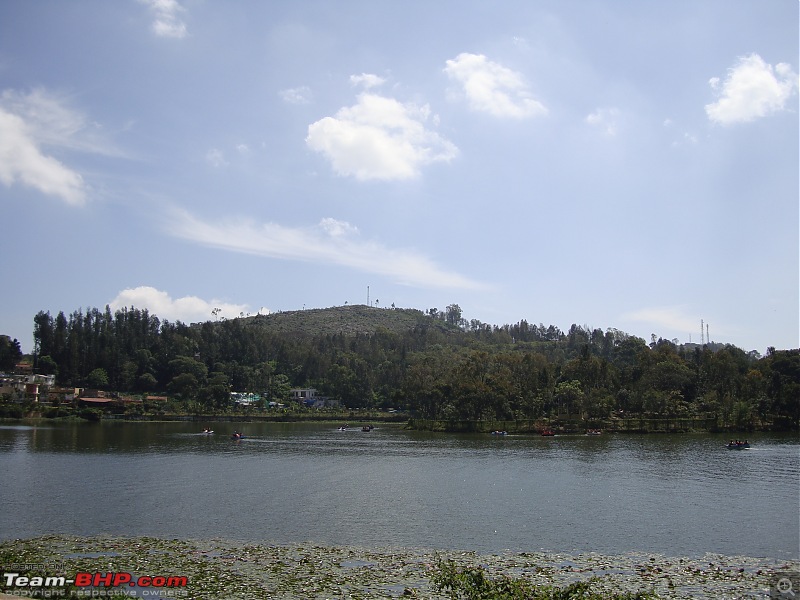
[212,304,456,338]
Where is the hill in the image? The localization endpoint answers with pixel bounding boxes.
[221,304,456,338]
[23,303,799,430]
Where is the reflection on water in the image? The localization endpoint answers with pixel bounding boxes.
[0,421,796,559]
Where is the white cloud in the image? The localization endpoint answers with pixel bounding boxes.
[306,93,458,181]
[350,73,386,89]
[705,53,798,125]
[0,109,85,205]
[140,0,188,39]
[0,89,100,205]
[444,52,547,118]
[206,148,227,168]
[110,286,249,323]
[585,107,620,135]
[279,86,313,105]
[166,208,487,290]
[622,305,699,335]
[319,217,358,237]
[1,88,118,155]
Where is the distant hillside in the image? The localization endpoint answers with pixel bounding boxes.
[223,305,455,338]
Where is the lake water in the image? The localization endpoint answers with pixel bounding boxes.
[0,421,797,559]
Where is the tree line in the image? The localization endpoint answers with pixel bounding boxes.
[21,305,800,428]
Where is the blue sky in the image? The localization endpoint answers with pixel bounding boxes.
[1,0,797,355]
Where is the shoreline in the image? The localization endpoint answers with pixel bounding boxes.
[3,414,797,435]
[0,535,797,599]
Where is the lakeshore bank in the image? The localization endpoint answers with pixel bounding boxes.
[0,536,797,599]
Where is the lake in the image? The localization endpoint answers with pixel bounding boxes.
[0,421,796,559]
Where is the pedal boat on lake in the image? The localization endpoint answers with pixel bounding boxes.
[726,440,750,450]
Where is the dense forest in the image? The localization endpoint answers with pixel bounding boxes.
[11,304,800,428]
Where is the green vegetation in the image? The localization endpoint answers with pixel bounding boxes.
[2,535,785,599]
[5,303,796,430]
[431,559,659,599]
[0,334,22,371]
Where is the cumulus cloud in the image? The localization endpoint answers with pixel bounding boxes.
[166,208,487,290]
[585,107,620,135]
[279,86,313,105]
[350,73,386,89]
[444,53,547,118]
[110,286,249,323]
[705,54,798,125]
[0,89,103,205]
[140,0,188,39]
[306,93,457,181]
[319,217,358,237]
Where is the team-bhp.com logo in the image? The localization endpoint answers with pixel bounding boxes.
[3,570,188,597]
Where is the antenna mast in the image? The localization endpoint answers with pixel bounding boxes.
[701,319,704,346]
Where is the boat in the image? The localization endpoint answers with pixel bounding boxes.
[586,429,602,436]
[541,429,555,437]
[202,429,214,434]
[231,432,246,440]
[726,441,750,450]
[361,425,374,432]
[491,430,508,436]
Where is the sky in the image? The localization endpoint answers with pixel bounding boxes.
[1,1,798,356]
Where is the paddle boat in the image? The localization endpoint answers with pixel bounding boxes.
[491,430,508,436]
[726,440,750,450]
[231,432,246,440]
[540,429,555,437]
[361,425,374,432]
[202,428,214,434]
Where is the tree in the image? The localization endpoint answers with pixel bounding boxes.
[87,368,109,389]
[445,304,463,327]
[137,373,158,391]
[33,311,54,358]
[168,356,208,385]
[168,373,200,398]
[554,380,584,417]
[37,355,58,376]
[266,373,291,403]
[0,336,22,372]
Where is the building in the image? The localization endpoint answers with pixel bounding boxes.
[290,388,339,409]
[231,392,261,406]
[0,373,55,403]
[290,388,318,402]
